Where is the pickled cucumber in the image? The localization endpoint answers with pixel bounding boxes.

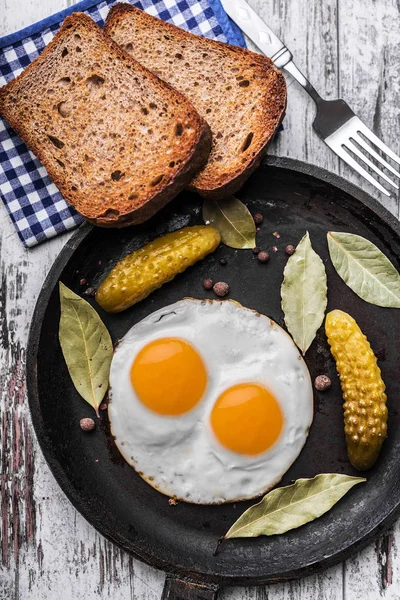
[325,309,388,470]
[96,225,221,312]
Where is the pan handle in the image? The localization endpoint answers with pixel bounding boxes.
[161,574,219,600]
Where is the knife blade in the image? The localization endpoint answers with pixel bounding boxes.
[220,0,292,68]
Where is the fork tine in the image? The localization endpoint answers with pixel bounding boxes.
[356,122,400,166]
[333,144,391,196]
[352,134,400,179]
[345,140,399,190]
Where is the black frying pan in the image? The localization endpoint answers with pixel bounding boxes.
[27,157,400,599]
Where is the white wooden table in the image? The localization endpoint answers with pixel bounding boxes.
[1,0,400,598]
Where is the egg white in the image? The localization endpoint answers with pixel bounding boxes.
[109,299,313,504]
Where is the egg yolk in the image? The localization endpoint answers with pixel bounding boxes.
[210,383,283,455]
[131,338,207,415]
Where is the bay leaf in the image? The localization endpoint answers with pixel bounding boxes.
[202,196,256,249]
[281,232,327,354]
[59,282,113,417]
[327,231,400,307]
[224,474,365,539]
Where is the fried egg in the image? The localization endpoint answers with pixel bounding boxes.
[109,299,313,504]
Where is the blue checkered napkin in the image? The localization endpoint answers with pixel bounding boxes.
[0,0,245,247]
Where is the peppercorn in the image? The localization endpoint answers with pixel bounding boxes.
[257,251,270,264]
[203,279,213,290]
[252,247,260,255]
[79,278,87,286]
[285,245,296,256]
[213,282,230,297]
[314,375,332,392]
[80,417,95,431]
[219,257,228,266]
[253,213,264,225]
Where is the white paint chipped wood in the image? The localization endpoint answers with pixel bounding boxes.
[0,0,399,597]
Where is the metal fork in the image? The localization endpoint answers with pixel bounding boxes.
[221,0,400,197]
[284,60,400,197]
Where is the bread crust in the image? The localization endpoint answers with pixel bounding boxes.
[0,13,211,227]
[93,119,211,226]
[105,4,286,199]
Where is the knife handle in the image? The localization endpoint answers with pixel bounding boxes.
[223,0,292,67]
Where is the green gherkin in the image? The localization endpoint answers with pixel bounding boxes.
[96,225,221,312]
[326,309,388,471]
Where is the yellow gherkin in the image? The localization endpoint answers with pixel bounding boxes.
[96,225,221,313]
[325,309,388,470]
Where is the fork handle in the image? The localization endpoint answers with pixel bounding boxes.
[283,60,324,105]
[224,0,325,103]
[221,0,291,66]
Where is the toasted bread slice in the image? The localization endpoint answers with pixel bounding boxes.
[105,4,286,199]
[0,13,211,227]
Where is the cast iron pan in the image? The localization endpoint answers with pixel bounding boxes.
[27,157,400,598]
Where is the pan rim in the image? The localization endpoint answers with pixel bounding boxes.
[26,155,400,586]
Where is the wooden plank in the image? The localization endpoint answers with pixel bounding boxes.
[249,0,339,175]
[220,566,345,600]
[344,530,398,600]
[337,0,400,217]
[338,0,400,597]
[0,0,76,36]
